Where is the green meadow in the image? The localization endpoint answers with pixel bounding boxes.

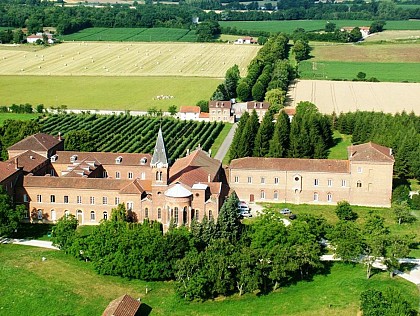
[0,244,418,315]
[0,76,221,111]
[0,113,40,126]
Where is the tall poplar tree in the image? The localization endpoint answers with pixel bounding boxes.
[229,112,249,162]
[238,110,259,158]
[253,110,274,157]
[269,110,290,157]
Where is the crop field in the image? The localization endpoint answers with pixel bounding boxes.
[0,42,259,77]
[287,79,420,114]
[364,30,420,42]
[219,20,420,34]
[59,27,196,42]
[40,114,225,161]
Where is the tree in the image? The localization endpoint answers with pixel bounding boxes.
[224,65,240,99]
[369,21,386,34]
[268,110,290,158]
[335,200,358,221]
[328,220,363,262]
[348,27,363,42]
[196,21,221,42]
[51,214,78,253]
[360,288,416,316]
[253,110,274,157]
[251,81,265,102]
[233,246,259,296]
[238,110,259,157]
[196,100,209,113]
[236,78,251,101]
[216,191,242,243]
[64,129,97,152]
[110,203,128,222]
[168,105,177,116]
[0,187,26,236]
[36,104,44,114]
[292,39,310,62]
[356,72,367,81]
[229,111,249,161]
[325,22,336,32]
[13,29,24,44]
[265,88,286,110]
[392,201,415,225]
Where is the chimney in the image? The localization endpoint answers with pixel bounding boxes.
[208,173,211,182]
[390,148,393,156]
[186,148,190,156]
[14,157,19,169]
[58,132,61,141]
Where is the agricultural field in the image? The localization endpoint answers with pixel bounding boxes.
[40,114,225,162]
[219,20,420,34]
[0,42,259,78]
[364,30,420,43]
[287,80,420,114]
[0,113,40,126]
[59,27,197,42]
[1,244,418,315]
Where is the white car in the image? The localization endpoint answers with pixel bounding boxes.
[239,210,252,218]
[237,201,250,212]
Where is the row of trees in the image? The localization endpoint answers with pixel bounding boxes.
[229,102,333,161]
[335,111,420,180]
[0,187,26,236]
[0,103,44,114]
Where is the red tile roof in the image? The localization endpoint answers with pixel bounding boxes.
[53,152,151,167]
[230,157,349,173]
[8,133,62,152]
[348,142,394,163]
[169,149,221,187]
[209,101,232,108]
[199,112,210,119]
[102,294,141,316]
[179,106,200,113]
[247,101,270,110]
[120,179,151,194]
[0,161,20,183]
[6,150,48,173]
[283,107,296,115]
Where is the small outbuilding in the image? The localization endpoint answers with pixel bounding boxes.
[102,294,141,316]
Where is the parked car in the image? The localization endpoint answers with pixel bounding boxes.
[239,211,252,218]
[280,208,292,215]
[237,201,250,212]
[289,214,297,220]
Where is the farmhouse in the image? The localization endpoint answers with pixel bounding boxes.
[340,27,370,38]
[247,101,270,122]
[26,32,55,44]
[178,106,201,121]
[229,142,394,207]
[234,37,258,44]
[209,100,234,123]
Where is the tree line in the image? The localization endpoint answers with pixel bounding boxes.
[229,102,333,161]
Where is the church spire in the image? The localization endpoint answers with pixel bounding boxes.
[151,127,168,167]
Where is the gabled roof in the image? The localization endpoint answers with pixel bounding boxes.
[119,179,151,194]
[8,133,62,152]
[169,149,221,187]
[6,150,48,173]
[151,128,168,167]
[199,112,210,119]
[179,106,200,113]
[53,152,151,167]
[230,157,349,173]
[209,100,232,108]
[247,101,270,110]
[0,161,20,183]
[102,294,141,316]
[348,142,394,163]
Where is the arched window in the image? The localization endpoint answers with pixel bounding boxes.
[260,190,265,199]
[90,211,95,221]
[145,208,149,219]
[51,209,56,221]
[327,193,332,202]
[208,210,213,220]
[156,171,160,181]
[37,209,43,220]
[157,208,161,219]
[64,210,70,217]
[357,181,362,188]
[174,207,179,224]
[103,211,108,220]
[273,191,278,200]
[313,192,319,201]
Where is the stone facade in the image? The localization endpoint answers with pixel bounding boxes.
[209,101,234,123]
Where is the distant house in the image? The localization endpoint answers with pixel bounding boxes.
[282,107,296,122]
[340,27,370,38]
[178,106,201,121]
[246,101,270,122]
[234,36,257,45]
[102,294,141,316]
[209,100,234,123]
[26,32,55,44]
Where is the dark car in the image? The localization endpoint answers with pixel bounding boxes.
[289,214,297,220]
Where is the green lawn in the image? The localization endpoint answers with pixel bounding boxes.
[0,76,220,111]
[219,20,420,34]
[0,244,418,315]
[0,113,40,126]
[299,61,420,82]
[210,123,233,159]
[328,131,352,160]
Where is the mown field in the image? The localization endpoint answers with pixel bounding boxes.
[40,114,224,161]
[1,244,418,315]
[219,20,420,34]
[59,27,197,42]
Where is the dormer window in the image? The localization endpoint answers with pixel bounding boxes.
[140,157,147,165]
[70,155,77,163]
[50,154,58,162]
[115,156,122,164]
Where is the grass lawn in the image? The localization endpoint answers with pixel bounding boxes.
[0,244,418,315]
[328,131,352,160]
[0,76,221,111]
[210,123,233,158]
[0,113,40,126]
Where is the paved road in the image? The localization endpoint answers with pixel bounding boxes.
[214,123,237,162]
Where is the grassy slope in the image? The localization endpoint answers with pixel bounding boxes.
[0,76,220,111]
[328,131,352,160]
[0,113,40,126]
[0,244,418,315]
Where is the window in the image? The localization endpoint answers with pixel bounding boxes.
[77,196,82,204]
[90,211,95,221]
[128,172,133,179]
[141,172,146,180]
[274,177,279,184]
[195,209,199,221]
[157,208,161,219]
[313,192,319,201]
[126,202,133,211]
[115,197,120,205]
[65,210,70,217]
[145,208,149,219]
[357,167,363,173]
[174,207,179,224]
[115,171,120,179]
[234,176,239,183]
[274,191,278,200]
[50,169,55,176]
[102,197,108,205]
[37,209,43,220]
[103,211,108,220]
[357,181,362,188]
[23,194,28,203]
[327,179,332,187]
[64,196,69,204]
[37,195,42,203]
[209,210,213,220]
[50,195,55,203]
[260,190,265,199]
[327,193,332,202]
[261,177,265,184]
[314,179,319,186]
[247,176,252,184]
[156,171,162,181]
[341,180,347,187]
[90,196,95,205]
[103,171,108,178]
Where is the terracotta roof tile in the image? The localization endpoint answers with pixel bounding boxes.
[199,112,209,119]
[179,106,200,113]
[209,101,232,108]
[8,133,62,152]
[0,161,20,183]
[246,101,270,110]
[230,157,349,173]
[348,142,394,163]
[6,150,48,173]
[283,107,296,115]
[102,294,141,316]
[119,179,151,194]
[53,151,151,166]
